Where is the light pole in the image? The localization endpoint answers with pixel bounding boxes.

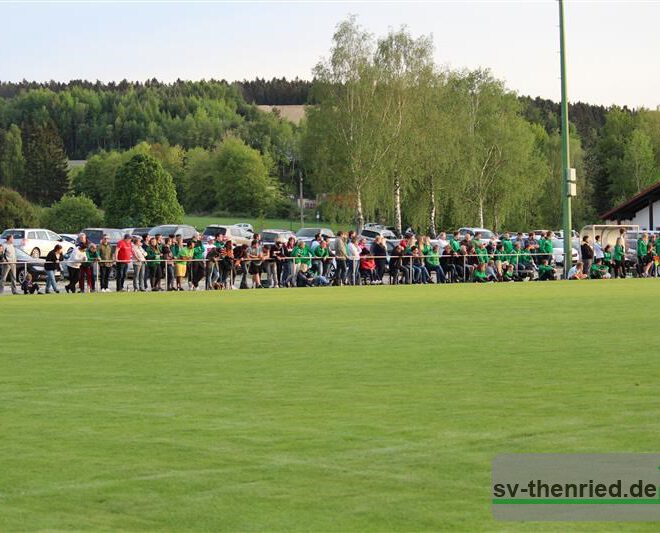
[559,0,574,276]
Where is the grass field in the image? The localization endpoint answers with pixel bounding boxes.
[2,281,660,531]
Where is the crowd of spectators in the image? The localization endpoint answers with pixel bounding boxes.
[1,227,657,295]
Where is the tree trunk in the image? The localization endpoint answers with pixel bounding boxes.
[478,197,484,228]
[355,189,365,235]
[394,177,402,236]
[428,187,437,238]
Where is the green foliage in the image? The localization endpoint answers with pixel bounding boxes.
[39,195,104,234]
[591,108,660,214]
[0,124,25,188]
[106,154,184,227]
[20,121,70,205]
[212,137,282,216]
[304,17,660,231]
[0,187,39,229]
[183,147,215,213]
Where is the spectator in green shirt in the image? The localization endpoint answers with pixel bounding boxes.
[425,244,446,283]
[637,233,652,277]
[292,241,312,268]
[472,263,492,283]
[175,242,193,291]
[146,237,163,291]
[613,237,626,278]
[590,258,611,279]
[538,259,556,281]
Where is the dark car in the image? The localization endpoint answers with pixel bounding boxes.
[13,248,54,284]
[149,224,197,242]
[81,228,124,246]
[123,227,153,238]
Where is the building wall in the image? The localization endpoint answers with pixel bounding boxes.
[607,202,660,230]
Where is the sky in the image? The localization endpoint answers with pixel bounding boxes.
[0,0,658,109]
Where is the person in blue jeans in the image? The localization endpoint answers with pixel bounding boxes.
[424,244,446,283]
[44,244,63,294]
[114,233,132,291]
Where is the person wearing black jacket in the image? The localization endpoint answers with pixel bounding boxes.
[44,244,62,294]
[439,245,458,282]
[580,235,594,274]
[388,245,409,284]
[270,240,286,287]
[371,236,388,282]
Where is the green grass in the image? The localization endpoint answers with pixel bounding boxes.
[183,215,345,234]
[2,281,660,531]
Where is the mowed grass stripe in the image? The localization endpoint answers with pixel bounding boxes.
[1,281,660,531]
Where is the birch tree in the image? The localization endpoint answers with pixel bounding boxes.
[307,17,417,232]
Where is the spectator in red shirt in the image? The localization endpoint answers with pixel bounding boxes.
[359,247,376,284]
[115,233,132,291]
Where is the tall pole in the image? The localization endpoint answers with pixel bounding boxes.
[299,169,304,226]
[559,0,573,276]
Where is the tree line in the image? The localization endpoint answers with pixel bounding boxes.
[301,17,660,233]
[1,17,660,234]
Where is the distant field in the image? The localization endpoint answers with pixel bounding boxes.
[3,281,660,530]
[184,215,343,233]
[257,104,307,124]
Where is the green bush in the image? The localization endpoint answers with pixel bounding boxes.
[106,154,184,227]
[0,187,39,230]
[40,195,104,234]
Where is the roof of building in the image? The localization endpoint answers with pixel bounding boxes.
[601,181,660,220]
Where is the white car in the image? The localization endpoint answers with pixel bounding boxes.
[457,227,497,242]
[261,229,296,245]
[0,228,75,258]
[234,223,254,234]
[552,239,579,265]
[360,228,397,241]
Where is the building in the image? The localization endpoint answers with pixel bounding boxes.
[601,181,660,230]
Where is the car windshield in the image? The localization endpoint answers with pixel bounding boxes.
[361,230,379,238]
[296,228,319,238]
[1,229,25,239]
[203,226,226,237]
[150,225,178,236]
[262,232,284,242]
[15,248,32,260]
[85,230,104,243]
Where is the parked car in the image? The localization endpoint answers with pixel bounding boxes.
[295,227,335,243]
[457,227,496,241]
[555,229,579,241]
[13,247,58,283]
[360,228,397,241]
[364,223,399,236]
[0,228,75,258]
[201,225,252,245]
[261,229,296,245]
[149,224,197,242]
[552,238,579,266]
[81,228,124,246]
[123,227,153,237]
[60,234,78,245]
[234,223,254,234]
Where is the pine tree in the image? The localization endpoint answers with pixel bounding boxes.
[0,124,25,188]
[21,121,70,205]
